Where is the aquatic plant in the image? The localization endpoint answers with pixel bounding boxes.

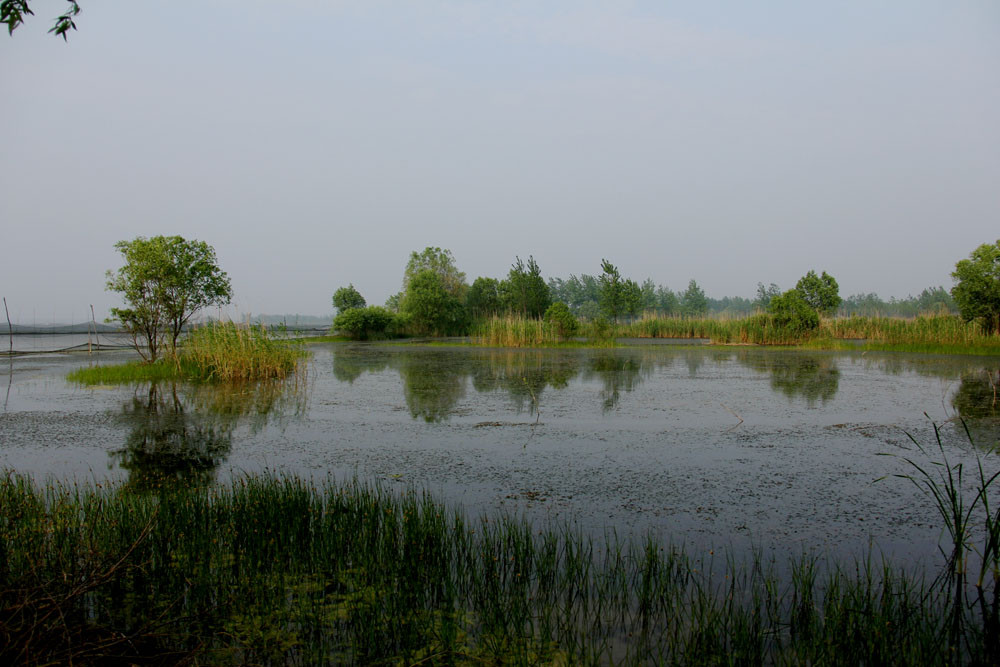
[68,321,306,385]
[1,462,997,665]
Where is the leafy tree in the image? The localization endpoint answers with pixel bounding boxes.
[598,259,624,322]
[753,283,782,311]
[769,289,819,332]
[466,277,501,318]
[680,280,708,316]
[384,292,403,313]
[656,285,678,315]
[333,306,396,340]
[622,279,642,320]
[332,284,366,313]
[951,240,1000,332]
[500,256,550,317]
[106,236,232,362]
[795,270,841,316]
[2,0,79,39]
[402,247,467,301]
[401,269,467,336]
[544,301,578,339]
[640,279,658,313]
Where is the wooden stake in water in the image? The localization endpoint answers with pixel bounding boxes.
[90,304,99,354]
[3,297,11,354]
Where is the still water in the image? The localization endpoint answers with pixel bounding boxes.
[2,342,998,568]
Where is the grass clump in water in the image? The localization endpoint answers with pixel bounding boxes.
[68,322,306,385]
[180,322,303,382]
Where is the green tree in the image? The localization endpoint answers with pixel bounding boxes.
[106,236,233,362]
[795,270,841,316]
[753,282,782,311]
[501,256,550,317]
[333,306,396,340]
[332,284,366,313]
[401,269,467,336]
[768,289,819,332]
[622,279,642,320]
[680,279,708,316]
[2,0,79,39]
[403,247,467,301]
[656,285,678,315]
[640,279,658,313]
[951,240,1000,333]
[544,301,578,339]
[466,277,501,318]
[598,259,624,322]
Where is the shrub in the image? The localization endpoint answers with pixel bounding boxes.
[544,302,578,339]
[333,306,397,340]
[769,289,819,332]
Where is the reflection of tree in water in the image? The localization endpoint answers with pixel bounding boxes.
[332,348,389,383]
[584,353,647,411]
[951,370,1000,446]
[470,350,578,416]
[738,351,840,405]
[397,356,467,423]
[113,379,307,490]
[113,383,232,491]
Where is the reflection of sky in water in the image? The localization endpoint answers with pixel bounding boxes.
[2,345,999,568]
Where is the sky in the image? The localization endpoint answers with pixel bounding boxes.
[2,0,998,323]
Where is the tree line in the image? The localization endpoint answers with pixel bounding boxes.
[96,236,1000,353]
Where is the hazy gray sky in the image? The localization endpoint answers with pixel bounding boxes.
[2,0,998,323]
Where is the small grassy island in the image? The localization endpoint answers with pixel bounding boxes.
[68,321,306,385]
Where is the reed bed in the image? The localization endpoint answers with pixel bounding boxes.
[69,322,307,385]
[471,315,565,347]
[587,313,1000,351]
[2,466,996,665]
[180,322,304,382]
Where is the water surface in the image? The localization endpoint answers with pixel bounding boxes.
[2,342,998,569]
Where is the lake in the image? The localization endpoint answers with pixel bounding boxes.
[2,341,998,570]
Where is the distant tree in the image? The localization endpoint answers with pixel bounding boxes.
[598,259,624,322]
[106,236,232,362]
[401,269,467,336]
[466,277,501,318]
[333,306,396,340]
[656,285,678,315]
[403,247,467,301]
[544,301,578,339]
[384,292,403,313]
[680,280,708,316]
[640,279,657,313]
[2,0,80,40]
[769,289,819,332]
[332,284,366,313]
[795,271,841,316]
[622,279,643,320]
[951,240,1000,332]
[501,256,550,317]
[753,283,782,311]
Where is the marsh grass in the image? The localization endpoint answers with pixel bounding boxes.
[67,359,182,384]
[471,315,609,347]
[181,322,304,382]
[879,419,1000,662]
[68,322,306,385]
[577,313,1000,352]
[1,466,996,665]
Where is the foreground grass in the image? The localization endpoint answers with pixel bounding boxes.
[1,470,997,665]
[68,322,306,384]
